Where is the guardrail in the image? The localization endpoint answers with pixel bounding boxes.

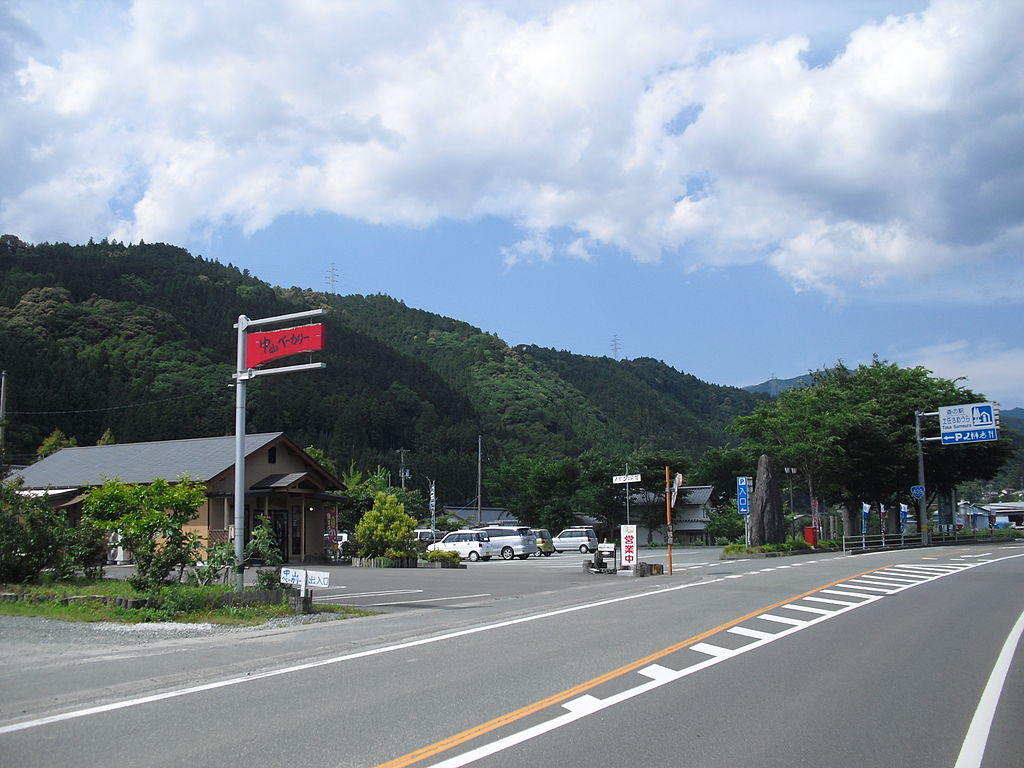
[842,529,1020,553]
[842,533,924,553]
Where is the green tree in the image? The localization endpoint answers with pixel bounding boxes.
[83,477,207,592]
[729,359,1013,535]
[37,428,77,459]
[354,492,417,559]
[97,428,116,445]
[0,480,67,582]
[305,445,338,477]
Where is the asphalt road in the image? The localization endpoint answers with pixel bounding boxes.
[1,544,1022,768]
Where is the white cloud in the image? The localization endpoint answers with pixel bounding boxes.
[906,340,1024,409]
[1,0,1021,302]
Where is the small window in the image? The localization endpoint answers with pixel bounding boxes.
[268,447,277,464]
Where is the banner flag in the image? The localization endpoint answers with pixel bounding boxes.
[246,324,324,368]
[899,503,908,534]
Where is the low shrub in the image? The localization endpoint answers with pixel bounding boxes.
[421,549,461,564]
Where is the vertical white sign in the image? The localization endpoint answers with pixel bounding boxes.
[620,524,638,570]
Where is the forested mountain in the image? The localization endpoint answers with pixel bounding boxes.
[0,236,763,500]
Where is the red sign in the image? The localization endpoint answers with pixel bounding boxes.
[246,324,324,367]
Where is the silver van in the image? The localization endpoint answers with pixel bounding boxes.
[481,526,539,560]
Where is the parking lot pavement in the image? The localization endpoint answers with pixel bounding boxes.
[309,547,723,611]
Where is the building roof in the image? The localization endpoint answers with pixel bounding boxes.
[14,432,285,489]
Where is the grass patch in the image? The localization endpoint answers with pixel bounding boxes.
[0,579,374,626]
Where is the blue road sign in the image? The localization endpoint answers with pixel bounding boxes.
[938,402,999,445]
[736,476,750,515]
[911,485,925,499]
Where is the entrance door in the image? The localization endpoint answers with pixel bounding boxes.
[269,509,289,564]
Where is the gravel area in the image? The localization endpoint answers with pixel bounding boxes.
[0,611,345,652]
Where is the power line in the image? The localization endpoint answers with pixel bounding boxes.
[8,392,223,416]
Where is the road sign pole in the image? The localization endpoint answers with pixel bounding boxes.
[664,465,673,576]
[915,411,931,545]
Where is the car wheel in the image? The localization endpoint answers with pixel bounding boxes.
[579,544,589,554]
[543,551,553,557]
[500,546,514,560]
[468,550,480,562]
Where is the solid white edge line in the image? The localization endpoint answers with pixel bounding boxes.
[953,605,1024,768]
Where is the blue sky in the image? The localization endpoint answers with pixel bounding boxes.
[2,1,1022,408]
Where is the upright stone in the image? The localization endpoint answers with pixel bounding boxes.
[750,454,786,546]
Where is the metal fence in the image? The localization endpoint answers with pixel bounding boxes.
[842,529,1020,553]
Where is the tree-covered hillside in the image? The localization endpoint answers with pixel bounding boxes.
[0,236,762,500]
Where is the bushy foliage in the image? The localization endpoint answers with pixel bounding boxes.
[191,540,236,586]
[0,480,108,582]
[83,477,206,592]
[355,493,417,558]
[1,482,66,582]
[421,549,461,564]
[244,516,284,589]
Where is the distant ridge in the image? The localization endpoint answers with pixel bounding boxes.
[743,374,813,397]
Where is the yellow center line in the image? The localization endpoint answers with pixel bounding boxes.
[375,564,892,768]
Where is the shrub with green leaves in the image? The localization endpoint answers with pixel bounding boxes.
[83,476,206,592]
[1,481,68,582]
[421,549,461,564]
[245,516,284,589]
[355,492,417,559]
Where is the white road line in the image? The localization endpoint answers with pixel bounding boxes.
[758,613,808,627]
[843,583,894,594]
[689,642,736,658]
[727,626,776,641]
[819,588,878,600]
[0,572,734,735]
[365,594,491,606]
[782,604,833,616]
[317,589,422,600]
[804,596,859,607]
[953,606,1024,768]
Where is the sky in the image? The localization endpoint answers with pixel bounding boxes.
[2,0,1022,409]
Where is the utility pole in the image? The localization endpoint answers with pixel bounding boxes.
[396,448,409,490]
[0,370,7,473]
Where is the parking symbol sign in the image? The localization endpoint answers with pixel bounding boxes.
[938,401,999,445]
[736,476,751,515]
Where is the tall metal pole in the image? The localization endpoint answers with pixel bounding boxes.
[233,315,249,591]
[0,370,7,472]
[915,410,930,545]
[230,308,327,592]
[664,465,673,576]
[476,435,482,526]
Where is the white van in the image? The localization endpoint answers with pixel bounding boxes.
[414,528,443,544]
[427,530,493,561]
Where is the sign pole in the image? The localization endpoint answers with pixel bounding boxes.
[232,308,327,592]
[232,315,249,592]
[664,465,673,576]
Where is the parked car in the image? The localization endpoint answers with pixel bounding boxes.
[553,527,599,553]
[532,528,555,556]
[413,528,443,544]
[427,530,493,561]
[481,525,539,560]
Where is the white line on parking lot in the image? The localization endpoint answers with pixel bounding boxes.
[365,593,491,606]
[318,589,423,600]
